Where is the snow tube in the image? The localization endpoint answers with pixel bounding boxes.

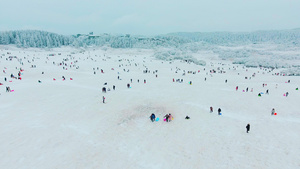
[283,94,286,96]
[274,113,277,115]
[156,117,159,121]
[53,78,56,81]
[11,90,14,92]
[70,78,73,80]
[164,119,166,121]
[260,92,264,94]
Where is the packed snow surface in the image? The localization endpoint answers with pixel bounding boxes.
[0,46,299,169]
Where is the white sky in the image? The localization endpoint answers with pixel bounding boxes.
[1,0,300,35]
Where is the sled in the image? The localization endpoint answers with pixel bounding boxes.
[164,119,166,121]
[156,117,159,121]
[274,113,277,115]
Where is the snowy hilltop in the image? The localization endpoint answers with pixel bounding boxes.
[1,29,300,48]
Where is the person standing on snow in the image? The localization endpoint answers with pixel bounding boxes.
[246,124,250,133]
[102,96,105,103]
[210,107,213,113]
[168,114,173,122]
[164,114,169,122]
[218,108,221,115]
[271,108,275,115]
[150,113,156,122]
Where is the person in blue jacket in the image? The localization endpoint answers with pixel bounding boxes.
[150,113,156,122]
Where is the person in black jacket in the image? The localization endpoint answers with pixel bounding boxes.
[246,124,250,133]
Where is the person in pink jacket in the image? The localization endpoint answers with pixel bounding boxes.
[168,114,173,122]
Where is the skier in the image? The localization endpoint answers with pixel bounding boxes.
[271,108,275,115]
[246,123,250,133]
[150,113,156,122]
[210,106,213,113]
[218,108,221,115]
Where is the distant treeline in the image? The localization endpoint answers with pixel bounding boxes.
[0,29,299,48]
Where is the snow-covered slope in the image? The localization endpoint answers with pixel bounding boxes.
[0,46,299,169]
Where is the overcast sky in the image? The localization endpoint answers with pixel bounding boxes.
[1,0,300,35]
